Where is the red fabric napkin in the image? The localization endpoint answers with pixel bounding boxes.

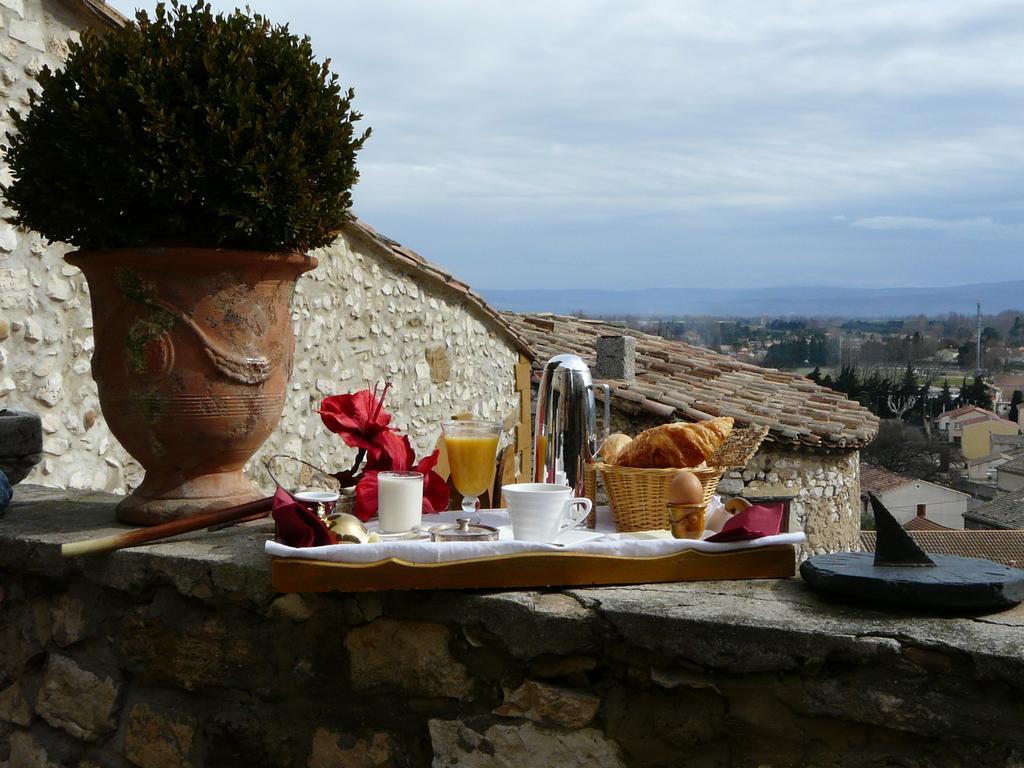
[705,502,784,543]
[271,487,337,547]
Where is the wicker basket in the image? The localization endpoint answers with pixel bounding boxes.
[598,463,724,532]
[583,462,600,527]
[595,424,770,532]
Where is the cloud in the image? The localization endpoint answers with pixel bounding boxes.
[131,0,1024,290]
[850,216,999,231]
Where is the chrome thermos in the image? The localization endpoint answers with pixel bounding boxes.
[533,354,610,496]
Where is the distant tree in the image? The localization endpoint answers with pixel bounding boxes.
[1010,390,1024,424]
[982,326,1001,344]
[918,379,933,421]
[939,380,953,412]
[862,368,889,415]
[959,377,993,410]
[1010,316,1024,342]
[806,366,822,384]
[834,365,861,398]
[820,373,834,389]
[862,420,940,478]
[957,341,976,370]
[886,391,918,422]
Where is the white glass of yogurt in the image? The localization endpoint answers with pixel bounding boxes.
[377,471,424,533]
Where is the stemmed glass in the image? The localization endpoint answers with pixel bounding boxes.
[441,420,502,515]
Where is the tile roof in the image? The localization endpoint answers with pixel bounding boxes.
[943,405,999,422]
[939,405,979,419]
[959,413,1008,428]
[503,313,878,450]
[859,464,913,495]
[860,530,1024,569]
[64,0,130,29]
[998,456,1024,476]
[963,489,1024,530]
[343,218,531,357]
[903,515,953,532]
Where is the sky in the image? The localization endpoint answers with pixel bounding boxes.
[134,1,1024,291]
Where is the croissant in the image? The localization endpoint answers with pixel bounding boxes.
[616,417,734,469]
[599,433,633,464]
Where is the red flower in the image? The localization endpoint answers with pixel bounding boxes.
[416,449,450,513]
[319,384,392,454]
[353,449,450,522]
[364,429,416,473]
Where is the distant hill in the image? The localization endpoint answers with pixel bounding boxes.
[481,280,1024,318]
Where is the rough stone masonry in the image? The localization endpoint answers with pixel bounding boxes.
[1,486,1023,768]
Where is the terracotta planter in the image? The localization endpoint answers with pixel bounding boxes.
[67,248,316,525]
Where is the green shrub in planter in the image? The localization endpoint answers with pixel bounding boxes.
[2,0,370,251]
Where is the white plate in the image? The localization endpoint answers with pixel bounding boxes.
[374,529,429,541]
[551,529,607,546]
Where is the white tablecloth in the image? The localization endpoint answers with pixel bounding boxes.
[265,506,806,565]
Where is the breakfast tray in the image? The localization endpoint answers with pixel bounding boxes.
[268,509,800,593]
[271,544,797,593]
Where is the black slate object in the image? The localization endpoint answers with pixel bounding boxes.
[801,552,1024,610]
[800,493,1024,611]
[867,492,935,567]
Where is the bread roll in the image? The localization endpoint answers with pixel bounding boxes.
[599,433,633,464]
[616,417,734,469]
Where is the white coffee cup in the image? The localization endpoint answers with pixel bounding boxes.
[502,483,593,542]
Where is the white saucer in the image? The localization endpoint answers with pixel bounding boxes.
[551,529,607,546]
[374,529,428,541]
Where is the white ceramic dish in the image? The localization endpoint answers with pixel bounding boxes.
[374,529,429,541]
[551,529,607,546]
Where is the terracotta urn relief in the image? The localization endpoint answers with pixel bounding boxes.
[68,248,316,525]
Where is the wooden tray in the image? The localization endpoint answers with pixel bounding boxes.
[271,544,796,593]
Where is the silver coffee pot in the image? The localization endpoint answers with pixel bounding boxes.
[533,354,610,496]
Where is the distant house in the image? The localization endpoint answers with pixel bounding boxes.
[993,374,1024,418]
[504,313,880,554]
[860,529,1023,568]
[860,463,970,529]
[964,489,1024,531]
[966,444,1024,483]
[961,416,1020,462]
[936,405,1005,446]
[996,456,1024,493]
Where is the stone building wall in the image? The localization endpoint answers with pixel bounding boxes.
[0,0,114,491]
[250,228,522,493]
[0,3,522,498]
[0,219,522,495]
[606,407,862,555]
[718,444,861,555]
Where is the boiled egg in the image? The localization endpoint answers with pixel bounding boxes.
[667,470,703,506]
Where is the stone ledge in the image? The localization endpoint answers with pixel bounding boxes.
[3,486,1024,766]
[1,484,1022,669]
[0,485,275,606]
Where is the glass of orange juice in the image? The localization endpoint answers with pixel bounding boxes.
[442,420,502,515]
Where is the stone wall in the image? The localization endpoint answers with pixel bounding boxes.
[250,228,522,494]
[718,444,861,555]
[0,0,107,491]
[607,405,862,555]
[2,486,1023,768]
[1,127,521,495]
[0,4,522,498]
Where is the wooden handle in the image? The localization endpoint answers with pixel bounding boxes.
[61,496,274,558]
